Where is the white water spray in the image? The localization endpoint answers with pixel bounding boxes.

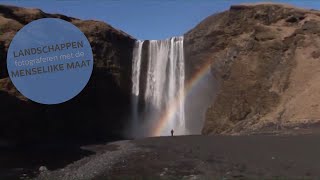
[131,40,144,135]
[131,36,186,137]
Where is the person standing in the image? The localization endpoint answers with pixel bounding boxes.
[171,129,174,136]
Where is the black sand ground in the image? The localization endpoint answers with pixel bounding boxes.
[0,144,93,179]
[35,134,320,180]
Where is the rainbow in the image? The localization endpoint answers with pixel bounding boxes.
[151,59,215,136]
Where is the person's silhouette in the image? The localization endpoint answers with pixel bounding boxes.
[171,129,174,136]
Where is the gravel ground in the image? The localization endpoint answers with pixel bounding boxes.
[36,140,142,180]
[36,135,320,180]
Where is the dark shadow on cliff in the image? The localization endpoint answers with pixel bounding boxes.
[0,68,131,147]
[0,4,136,146]
[0,68,132,179]
[0,69,130,179]
[0,4,137,179]
[39,67,131,145]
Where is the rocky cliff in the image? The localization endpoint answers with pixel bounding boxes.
[3,3,320,141]
[185,3,320,135]
[0,5,135,145]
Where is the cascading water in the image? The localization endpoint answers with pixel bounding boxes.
[131,36,186,137]
[131,40,144,135]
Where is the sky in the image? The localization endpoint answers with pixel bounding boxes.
[0,0,320,40]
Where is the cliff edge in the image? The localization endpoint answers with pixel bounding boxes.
[0,4,135,144]
[185,3,320,134]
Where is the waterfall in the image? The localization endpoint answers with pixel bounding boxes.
[131,36,185,137]
[131,40,143,136]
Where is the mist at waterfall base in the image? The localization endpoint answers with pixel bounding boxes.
[128,36,216,138]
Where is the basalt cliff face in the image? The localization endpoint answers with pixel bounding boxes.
[0,5,135,145]
[185,3,320,135]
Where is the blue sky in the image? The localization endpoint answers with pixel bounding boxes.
[0,0,319,40]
